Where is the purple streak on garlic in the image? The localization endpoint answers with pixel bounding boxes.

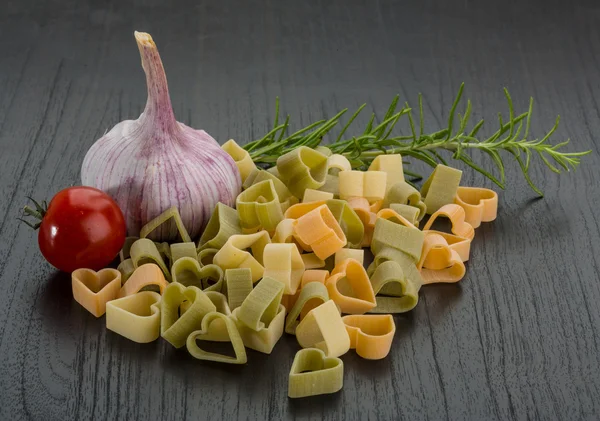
[81,31,241,241]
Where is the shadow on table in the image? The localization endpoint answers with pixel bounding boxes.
[287,392,343,414]
[38,270,78,328]
[420,283,464,320]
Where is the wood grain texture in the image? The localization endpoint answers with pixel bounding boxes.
[1,0,599,420]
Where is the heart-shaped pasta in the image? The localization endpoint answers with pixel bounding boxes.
[171,257,224,292]
[72,268,122,317]
[213,231,271,283]
[119,263,169,298]
[197,203,241,251]
[288,348,344,398]
[342,314,396,360]
[276,146,329,198]
[295,300,350,358]
[236,180,284,233]
[231,304,286,354]
[221,139,257,183]
[326,259,376,314]
[422,203,475,241]
[262,243,305,294]
[106,291,161,343]
[417,232,466,284]
[161,283,216,348]
[186,312,247,364]
[454,186,498,228]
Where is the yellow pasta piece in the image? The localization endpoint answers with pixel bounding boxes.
[171,257,224,292]
[197,202,241,251]
[271,219,308,252]
[222,139,257,183]
[326,258,376,314]
[318,174,340,198]
[242,167,260,189]
[327,154,352,174]
[213,231,271,283]
[277,146,329,198]
[368,260,420,313]
[140,206,192,243]
[288,348,344,398]
[225,268,253,310]
[186,312,248,364]
[293,205,347,260]
[384,181,427,221]
[72,268,121,318]
[371,218,425,263]
[342,314,395,360]
[422,203,475,240]
[117,258,135,285]
[161,283,217,348]
[236,179,284,233]
[267,165,281,177]
[389,203,420,227]
[263,243,305,294]
[295,300,350,357]
[301,253,327,269]
[338,170,387,202]
[106,291,161,343]
[368,154,404,192]
[299,270,332,319]
[285,282,330,334]
[454,186,498,228]
[315,145,332,157]
[130,238,171,281]
[303,189,334,203]
[417,232,466,284]
[271,218,296,244]
[236,276,285,331]
[197,248,219,266]
[170,242,197,264]
[421,164,463,214]
[231,304,286,354]
[119,263,168,298]
[334,249,364,267]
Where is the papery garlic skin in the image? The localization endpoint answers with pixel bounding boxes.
[81,32,241,241]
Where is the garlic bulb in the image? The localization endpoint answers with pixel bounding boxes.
[81,32,241,241]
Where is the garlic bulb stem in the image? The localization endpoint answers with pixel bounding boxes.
[135,31,178,136]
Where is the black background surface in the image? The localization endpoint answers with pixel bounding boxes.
[1,1,599,420]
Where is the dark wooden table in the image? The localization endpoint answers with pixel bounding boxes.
[1,0,599,420]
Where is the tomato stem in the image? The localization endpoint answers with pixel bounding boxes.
[18,197,48,231]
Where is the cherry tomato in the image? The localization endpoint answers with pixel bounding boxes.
[32,186,126,272]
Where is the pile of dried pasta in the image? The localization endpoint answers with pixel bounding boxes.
[71,141,497,398]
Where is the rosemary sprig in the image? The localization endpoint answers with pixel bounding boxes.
[244,84,591,196]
